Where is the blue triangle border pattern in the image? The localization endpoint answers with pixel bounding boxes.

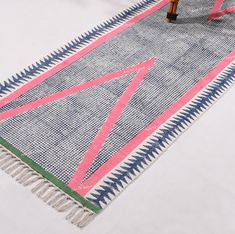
[87,62,235,208]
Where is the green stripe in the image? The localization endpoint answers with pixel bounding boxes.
[0,137,101,213]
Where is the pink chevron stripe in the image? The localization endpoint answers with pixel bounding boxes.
[0,59,155,121]
[0,0,169,109]
[68,58,156,190]
[208,0,235,20]
[74,50,235,196]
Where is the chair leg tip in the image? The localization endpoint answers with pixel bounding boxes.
[166,12,179,22]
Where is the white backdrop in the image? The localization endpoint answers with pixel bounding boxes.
[0,1,235,233]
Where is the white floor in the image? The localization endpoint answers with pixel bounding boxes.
[0,1,235,233]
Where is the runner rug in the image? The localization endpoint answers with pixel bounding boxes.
[0,0,235,228]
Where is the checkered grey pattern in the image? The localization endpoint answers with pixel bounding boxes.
[0,0,234,184]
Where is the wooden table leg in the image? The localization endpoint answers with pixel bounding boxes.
[166,0,180,22]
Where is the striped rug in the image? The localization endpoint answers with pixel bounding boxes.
[0,0,234,227]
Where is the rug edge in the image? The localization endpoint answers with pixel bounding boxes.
[0,138,99,227]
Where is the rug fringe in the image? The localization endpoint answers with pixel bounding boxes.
[0,145,95,228]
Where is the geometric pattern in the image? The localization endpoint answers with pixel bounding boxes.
[87,61,235,208]
[68,58,156,195]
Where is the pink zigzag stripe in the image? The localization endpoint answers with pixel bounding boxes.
[68,58,156,191]
[75,50,235,196]
[208,0,235,20]
[0,59,155,121]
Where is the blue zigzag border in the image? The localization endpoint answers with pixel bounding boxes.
[0,0,158,97]
[87,63,235,208]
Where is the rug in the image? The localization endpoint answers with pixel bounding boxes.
[0,0,235,228]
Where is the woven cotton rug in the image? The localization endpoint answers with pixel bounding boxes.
[0,0,235,228]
